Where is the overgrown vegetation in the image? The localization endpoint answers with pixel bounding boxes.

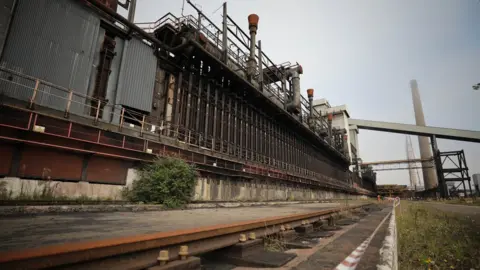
[122,157,197,208]
[445,197,480,206]
[397,202,480,269]
[264,233,287,252]
[0,180,64,201]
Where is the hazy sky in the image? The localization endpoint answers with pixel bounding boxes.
[128,0,480,186]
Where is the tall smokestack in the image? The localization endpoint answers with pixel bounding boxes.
[410,80,438,190]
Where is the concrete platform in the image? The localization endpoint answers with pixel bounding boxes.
[292,206,392,270]
[0,202,361,252]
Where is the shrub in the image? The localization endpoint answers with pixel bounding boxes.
[125,157,197,208]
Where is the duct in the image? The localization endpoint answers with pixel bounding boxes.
[327,113,333,144]
[127,0,136,22]
[103,36,124,121]
[111,39,129,124]
[286,66,303,114]
[306,88,314,129]
[246,14,259,77]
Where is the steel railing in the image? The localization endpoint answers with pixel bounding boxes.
[0,66,361,191]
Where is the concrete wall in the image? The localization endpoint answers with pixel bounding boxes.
[192,177,358,201]
[0,169,138,200]
[0,169,361,201]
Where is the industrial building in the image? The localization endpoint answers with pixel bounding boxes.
[0,0,375,200]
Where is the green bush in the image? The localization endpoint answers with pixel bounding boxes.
[124,157,197,208]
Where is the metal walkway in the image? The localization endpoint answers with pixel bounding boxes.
[349,119,480,143]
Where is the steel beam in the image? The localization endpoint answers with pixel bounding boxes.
[350,119,480,143]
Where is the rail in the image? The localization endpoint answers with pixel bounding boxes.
[0,203,370,269]
[0,66,367,193]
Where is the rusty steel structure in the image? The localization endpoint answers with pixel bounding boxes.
[0,0,375,194]
[0,203,370,269]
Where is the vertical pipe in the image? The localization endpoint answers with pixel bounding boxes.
[140,115,145,137]
[247,14,259,78]
[260,115,264,162]
[219,90,224,152]
[172,72,183,136]
[254,111,258,162]
[239,101,243,159]
[185,72,193,136]
[29,80,40,109]
[234,98,238,157]
[268,121,272,165]
[287,67,302,113]
[327,113,333,145]
[227,95,232,154]
[245,105,249,160]
[264,117,268,164]
[196,69,202,145]
[64,90,73,118]
[205,81,211,148]
[251,108,254,161]
[119,107,125,130]
[258,40,263,91]
[94,101,101,124]
[274,124,278,166]
[127,0,137,22]
[212,87,220,153]
[222,2,228,63]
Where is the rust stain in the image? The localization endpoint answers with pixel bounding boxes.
[0,204,368,265]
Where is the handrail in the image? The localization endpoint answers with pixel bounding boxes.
[0,66,357,191]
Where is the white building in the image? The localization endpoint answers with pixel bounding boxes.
[312,99,360,172]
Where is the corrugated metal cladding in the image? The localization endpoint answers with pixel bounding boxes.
[0,0,16,57]
[0,0,100,115]
[117,37,157,112]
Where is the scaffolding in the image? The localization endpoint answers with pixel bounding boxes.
[438,150,473,197]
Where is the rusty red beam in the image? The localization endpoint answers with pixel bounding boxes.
[0,104,365,193]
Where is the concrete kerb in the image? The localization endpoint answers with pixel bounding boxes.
[0,199,354,216]
[377,198,400,270]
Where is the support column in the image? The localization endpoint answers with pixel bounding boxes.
[431,135,446,197]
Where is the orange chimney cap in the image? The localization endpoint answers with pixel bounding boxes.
[248,14,259,27]
[307,88,314,97]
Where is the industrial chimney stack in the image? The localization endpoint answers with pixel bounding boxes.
[410,80,438,190]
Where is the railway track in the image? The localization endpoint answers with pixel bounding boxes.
[0,203,374,270]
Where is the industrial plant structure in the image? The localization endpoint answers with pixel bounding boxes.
[0,0,375,200]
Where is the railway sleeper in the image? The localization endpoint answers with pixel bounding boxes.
[209,233,297,268]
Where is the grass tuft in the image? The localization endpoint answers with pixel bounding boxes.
[397,202,480,269]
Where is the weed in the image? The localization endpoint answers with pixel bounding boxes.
[0,181,12,200]
[397,202,480,269]
[263,225,287,252]
[264,233,287,252]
